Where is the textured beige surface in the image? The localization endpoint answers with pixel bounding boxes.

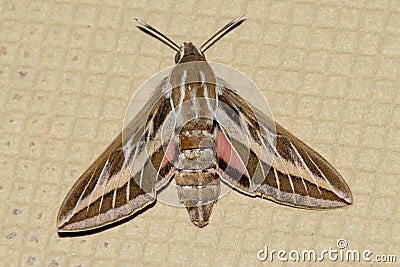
[1,0,399,266]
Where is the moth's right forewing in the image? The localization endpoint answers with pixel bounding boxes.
[257,123,353,209]
[215,79,352,209]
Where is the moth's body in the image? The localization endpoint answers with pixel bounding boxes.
[57,17,352,233]
[169,43,220,227]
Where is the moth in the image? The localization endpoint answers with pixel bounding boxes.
[57,16,352,232]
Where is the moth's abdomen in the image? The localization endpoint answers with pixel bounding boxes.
[177,119,216,170]
[176,171,220,201]
[175,119,220,227]
[186,203,215,228]
[175,171,220,228]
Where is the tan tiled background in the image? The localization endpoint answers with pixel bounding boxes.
[1,0,399,266]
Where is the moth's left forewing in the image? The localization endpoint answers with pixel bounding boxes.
[57,79,177,232]
[215,79,352,209]
[57,133,156,232]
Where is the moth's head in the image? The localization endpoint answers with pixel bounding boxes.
[174,42,205,64]
[135,16,245,64]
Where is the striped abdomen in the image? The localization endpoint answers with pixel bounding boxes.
[175,118,220,227]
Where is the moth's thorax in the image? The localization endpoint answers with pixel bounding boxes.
[175,42,205,63]
[168,60,218,112]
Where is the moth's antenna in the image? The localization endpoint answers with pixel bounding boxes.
[135,18,180,52]
[200,15,246,53]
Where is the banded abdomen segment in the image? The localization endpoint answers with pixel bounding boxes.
[175,171,220,228]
